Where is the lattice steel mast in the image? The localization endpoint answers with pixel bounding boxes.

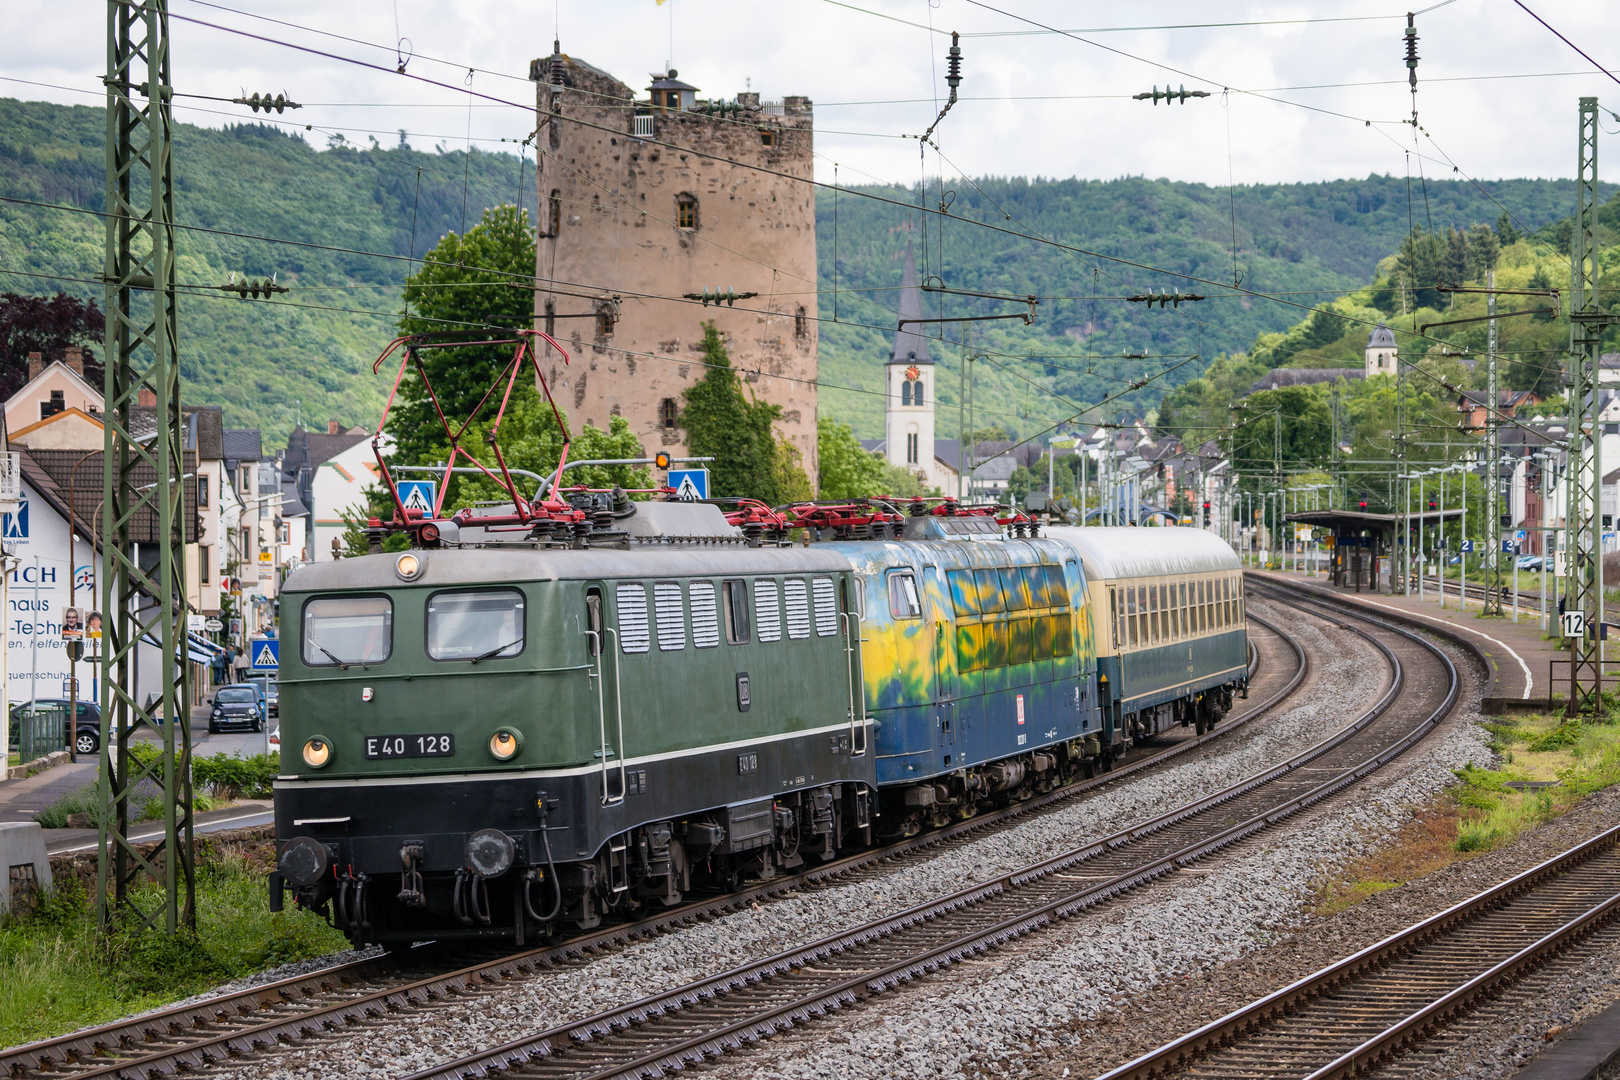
[1563,97,1609,717]
[1483,271,1504,616]
[98,0,195,933]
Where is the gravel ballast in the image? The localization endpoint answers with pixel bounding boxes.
[201,600,1394,1080]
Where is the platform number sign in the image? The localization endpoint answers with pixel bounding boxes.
[1460,540,1474,553]
[397,480,437,516]
[668,469,709,501]
[1562,610,1586,640]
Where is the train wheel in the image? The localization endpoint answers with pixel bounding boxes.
[1102,749,1115,772]
[1195,711,1208,736]
[1081,757,1096,780]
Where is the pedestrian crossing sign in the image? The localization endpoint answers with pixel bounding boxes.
[398,480,437,515]
[251,639,279,670]
[668,468,709,501]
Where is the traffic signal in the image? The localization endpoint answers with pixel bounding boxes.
[1202,501,1211,525]
[1358,500,1368,511]
[654,453,671,470]
[1428,499,1437,511]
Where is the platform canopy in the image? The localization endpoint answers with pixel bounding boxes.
[1284,508,1462,529]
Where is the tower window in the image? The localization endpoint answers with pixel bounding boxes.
[676,194,699,230]
[660,398,678,430]
[546,189,562,237]
[901,381,914,407]
[544,300,556,337]
[795,305,807,340]
[596,307,615,338]
[760,128,775,147]
[907,432,919,465]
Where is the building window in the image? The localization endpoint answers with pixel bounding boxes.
[676,194,698,230]
[795,305,807,340]
[906,432,919,465]
[595,299,616,338]
[199,546,210,585]
[760,127,775,147]
[42,390,64,420]
[544,300,556,337]
[660,398,678,430]
[197,474,209,508]
[546,189,562,237]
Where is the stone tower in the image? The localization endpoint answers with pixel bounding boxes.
[883,244,951,493]
[529,48,819,478]
[1366,321,1397,377]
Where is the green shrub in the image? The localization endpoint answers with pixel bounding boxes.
[192,753,278,800]
[1527,723,1583,752]
[34,786,110,830]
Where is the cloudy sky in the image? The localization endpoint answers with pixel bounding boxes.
[5,0,1619,190]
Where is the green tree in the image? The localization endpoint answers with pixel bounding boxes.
[1227,386,1333,489]
[1007,464,1035,502]
[389,204,536,466]
[817,416,888,498]
[1496,211,1521,247]
[1467,223,1500,280]
[680,323,808,504]
[1393,227,1444,310]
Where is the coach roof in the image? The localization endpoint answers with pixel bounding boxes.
[1045,526,1240,581]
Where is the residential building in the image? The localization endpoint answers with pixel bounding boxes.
[279,420,383,562]
[4,350,101,436]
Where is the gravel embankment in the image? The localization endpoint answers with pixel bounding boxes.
[712,683,1495,1080]
[202,600,1387,1080]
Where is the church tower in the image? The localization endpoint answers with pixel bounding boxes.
[884,244,943,490]
[1365,321,1397,377]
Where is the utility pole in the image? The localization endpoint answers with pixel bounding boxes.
[1483,270,1505,615]
[1564,97,1610,717]
[99,0,195,934]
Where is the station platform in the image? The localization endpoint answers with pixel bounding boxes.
[1249,569,1564,707]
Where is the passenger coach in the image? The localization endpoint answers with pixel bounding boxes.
[1049,527,1247,751]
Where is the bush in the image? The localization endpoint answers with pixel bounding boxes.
[192,752,278,800]
[1527,723,1582,752]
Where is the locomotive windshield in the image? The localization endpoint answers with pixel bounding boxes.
[427,589,525,661]
[303,596,393,667]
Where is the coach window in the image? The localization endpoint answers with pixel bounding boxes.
[999,567,1030,611]
[723,579,751,644]
[1145,585,1157,644]
[1108,588,1119,648]
[585,587,603,655]
[947,569,979,616]
[304,595,392,667]
[974,569,1004,615]
[427,589,525,661]
[887,571,923,619]
[1126,587,1138,647]
[1179,581,1190,638]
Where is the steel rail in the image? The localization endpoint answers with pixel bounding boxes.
[392,589,1457,1080]
[0,614,1299,1080]
[1100,822,1620,1080]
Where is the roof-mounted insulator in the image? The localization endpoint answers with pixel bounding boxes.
[1132,85,1211,105]
[946,32,963,96]
[550,41,566,92]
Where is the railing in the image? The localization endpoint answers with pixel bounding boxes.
[15,705,67,763]
[759,100,785,115]
[632,114,654,138]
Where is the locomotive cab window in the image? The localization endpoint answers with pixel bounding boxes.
[887,571,922,619]
[303,596,392,667]
[427,589,525,662]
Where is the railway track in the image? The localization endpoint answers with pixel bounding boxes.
[1100,821,1620,1080]
[367,579,1463,1080]
[0,612,1305,1080]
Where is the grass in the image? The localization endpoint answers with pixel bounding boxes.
[0,841,349,1048]
[34,783,217,830]
[1315,710,1620,913]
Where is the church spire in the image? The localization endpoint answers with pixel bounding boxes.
[889,241,933,366]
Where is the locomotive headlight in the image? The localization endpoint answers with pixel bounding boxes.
[395,552,423,581]
[302,736,333,769]
[466,828,516,878]
[488,727,523,761]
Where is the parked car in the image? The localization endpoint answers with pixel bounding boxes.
[208,685,265,734]
[8,700,100,756]
[247,676,278,719]
[1516,555,1545,571]
[268,725,279,753]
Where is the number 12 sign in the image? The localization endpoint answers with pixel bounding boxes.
[1562,610,1586,639]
